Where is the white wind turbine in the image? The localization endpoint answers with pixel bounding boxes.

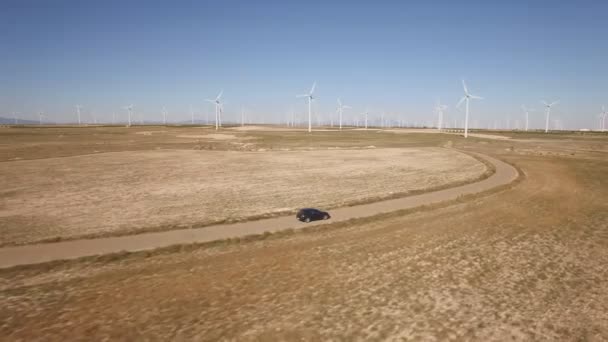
[162,107,168,125]
[599,106,607,132]
[205,90,223,130]
[434,100,448,131]
[542,100,559,133]
[38,111,44,125]
[297,82,316,133]
[336,98,351,130]
[241,106,245,127]
[123,104,133,127]
[75,105,82,126]
[12,112,19,124]
[456,80,483,138]
[521,105,534,131]
[361,108,369,130]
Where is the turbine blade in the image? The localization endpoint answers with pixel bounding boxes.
[216,90,223,100]
[310,82,316,95]
[470,95,483,100]
[343,105,351,109]
[205,99,215,103]
[550,100,559,106]
[456,97,466,108]
[337,98,341,106]
[542,100,549,106]
[296,94,308,98]
[462,80,468,94]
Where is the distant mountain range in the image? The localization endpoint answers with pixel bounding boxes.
[0,117,40,125]
[0,117,223,126]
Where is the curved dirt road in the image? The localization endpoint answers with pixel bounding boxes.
[0,152,518,268]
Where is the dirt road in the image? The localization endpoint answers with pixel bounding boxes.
[0,152,517,268]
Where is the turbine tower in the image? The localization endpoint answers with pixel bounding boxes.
[336,98,351,131]
[205,90,223,130]
[162,107,168,125]
[521,105,534,131]
[434,100,448,131]
[456,80,483,138]
[124,104,133,127]
[542,100,559,133]
[297,82,316,133]
[38,111,44,125]
[12,112,19,125]
[75,105,82,126]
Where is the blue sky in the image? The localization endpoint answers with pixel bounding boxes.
[1,0,607,128]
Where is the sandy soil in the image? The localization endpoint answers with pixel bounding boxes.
[0,147,486,246]
[1,146,606,341]
[464,133,512,140]
[176,133,241,140]
[383,128,440,134]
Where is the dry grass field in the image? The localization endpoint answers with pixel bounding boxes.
[0,126,487,246]
[1,126,607,340]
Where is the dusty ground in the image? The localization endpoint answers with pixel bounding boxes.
[0,127,607,340]
[0,146,485,246]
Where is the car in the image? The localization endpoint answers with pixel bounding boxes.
[296,208,331,223]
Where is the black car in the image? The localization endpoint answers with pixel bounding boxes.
[296,208,331,223]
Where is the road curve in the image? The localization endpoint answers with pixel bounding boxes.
[0,152,519,269]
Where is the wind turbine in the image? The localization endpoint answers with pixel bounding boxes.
[361,108,369,130]
[521,105,534,131]
[434,100,448,131]
[599,106,607,132]
[38,111,44,125]
[456,80,483,138]
[336,98,351,130]
[296,82,316,133]
[12,112,19,124]
[123,104,133,127]
[542,100,559,133]
[162,107,168,125]
[75,105,82,126]
[205,90,223,130]
[241,106,245,127]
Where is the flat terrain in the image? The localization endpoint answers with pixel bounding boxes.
[0,144,485,246]
[1,126,607,340]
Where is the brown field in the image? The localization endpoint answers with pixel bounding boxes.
[0,127,486,246]
[1,126,608,340]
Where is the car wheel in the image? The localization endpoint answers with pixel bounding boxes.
[323,214,329,220]
[304,217,311,223]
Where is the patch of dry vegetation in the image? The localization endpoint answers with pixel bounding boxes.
[0,147,486,246]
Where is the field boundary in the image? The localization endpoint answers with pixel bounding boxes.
[0,151,519,269]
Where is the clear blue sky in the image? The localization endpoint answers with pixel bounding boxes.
[1,0,607,128]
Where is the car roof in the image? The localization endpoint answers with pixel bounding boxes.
[300,208,320,211]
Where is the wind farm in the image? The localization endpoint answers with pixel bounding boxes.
[1,1,608,341]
